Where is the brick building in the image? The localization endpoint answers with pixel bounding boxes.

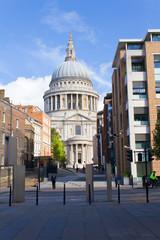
[0,90,25,166]
[112,29,160,181]
[16,105,51,157]
[24,116,34,168]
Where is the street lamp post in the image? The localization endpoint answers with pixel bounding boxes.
[38,157,40,190]
[145,147,149,203]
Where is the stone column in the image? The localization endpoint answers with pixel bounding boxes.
[93,97,95,111]
[75,144,78,166]
[71,94,73,109]
[82,144,84,166]
[65,94,67,109]
[90,96,92,110]
[76,94,78,108]
[70,145,73,166]
[55,95,57,110]
[51,96,53,111]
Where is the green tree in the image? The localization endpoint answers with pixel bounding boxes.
[152,113,160,159]
[51,128,67,166]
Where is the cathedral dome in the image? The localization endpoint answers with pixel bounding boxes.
[50,33,91,83]
[51,61,90,82]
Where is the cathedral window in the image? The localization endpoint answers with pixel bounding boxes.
[75,125,81,135]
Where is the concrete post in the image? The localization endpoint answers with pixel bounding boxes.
[13,165,25,203]
[106,163,112,201]
[86,164,94,202]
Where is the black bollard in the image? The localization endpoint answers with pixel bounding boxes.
[118,183,120,203]
[145,178,149,203]
[89,182,91,204]
[132,175,133,188]
[63,182,66,205]
[9,184,12,206]
[115,177,117,188]
[36,183,38,206]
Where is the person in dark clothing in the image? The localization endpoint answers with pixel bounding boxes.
[76,167,79,173]
[51,174,56,189]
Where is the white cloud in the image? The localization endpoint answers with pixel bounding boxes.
[42,8,96,43]
[99,62,112,76]
[98,92,107,111]
[0,76,51,110]
[79,60,112,88]
[29,38,65,65]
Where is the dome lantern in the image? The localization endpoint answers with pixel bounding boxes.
[65,32,76,62]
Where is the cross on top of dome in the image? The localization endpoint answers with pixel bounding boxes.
[65,32,77,62]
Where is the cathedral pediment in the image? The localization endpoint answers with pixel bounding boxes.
[65,113,91,121]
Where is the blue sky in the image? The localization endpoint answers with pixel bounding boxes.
[0,0,160,110]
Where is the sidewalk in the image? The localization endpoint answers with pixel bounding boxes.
[1,187,160,240]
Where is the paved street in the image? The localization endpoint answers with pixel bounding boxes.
[1,170,160,240]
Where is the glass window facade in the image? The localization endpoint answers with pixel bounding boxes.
[128,44,142,50]
[154,55,160,98]
[153,34,160,42]
[135,141,150,149]
[133,81,147,99]
[134,114,148,125]
[132,60,145,72]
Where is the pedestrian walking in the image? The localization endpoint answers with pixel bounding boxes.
[76,167,79,173]
[150,171,157,188]
[51,174,56,189]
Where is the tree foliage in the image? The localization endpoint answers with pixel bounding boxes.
[152,114,160,159]
[51,128,67,165]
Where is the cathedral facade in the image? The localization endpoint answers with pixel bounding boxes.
[43,34,99,168]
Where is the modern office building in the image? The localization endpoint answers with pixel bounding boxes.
[112,29,160,181]
[43,33,99,168]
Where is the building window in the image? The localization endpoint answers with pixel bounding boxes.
[152,34,160,42]
[132,59,145,72]
[24,137,28,153]
[157,106,160,120]
[154,55,160,98]
[24,108,28,113]
[133,81,147,99]
[16,119,19,128]
[135,134,150,149]
[128,44,143,50]
[135,141,150,149]
[67,94,71,109]
[155,81,160,98]
[75,125,81,135]
[2,112,5,124]
[134,114,148,125]
[57,95,60,110]
[154,55,160,68]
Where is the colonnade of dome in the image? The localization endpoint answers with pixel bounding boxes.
[44,92,98,112]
